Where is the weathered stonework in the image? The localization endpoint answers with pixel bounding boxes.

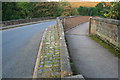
[118,26,120,50]
[57,18,72,77]
[90,19,96,34]
[90,17,120,49]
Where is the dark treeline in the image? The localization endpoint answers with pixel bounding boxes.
[2,2,78,21]
[2,2,120,21]
[77,2,120,20]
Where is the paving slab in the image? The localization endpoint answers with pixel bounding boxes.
[66,22,118,78]
[35,24,61,78]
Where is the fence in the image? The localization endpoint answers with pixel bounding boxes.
[64,16,90,31]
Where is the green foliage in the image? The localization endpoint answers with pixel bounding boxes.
[2,2,20,21]
[78,6,88,16]
[34,2,71,17]
[95,3,104,16]
[17,2,37,18]
[2,2,37,21]
[70,8,79,16]
[77,2,120,20]
[2,2,79,21]
[77,2,104,16]
[103,2,120,20]
[87,7,97,16]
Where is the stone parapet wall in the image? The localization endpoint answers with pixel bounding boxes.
[90,17,120,49]
[2,17,56,27]
[119,25,120,49]
[64,16,90,31]
[57,17,72,77]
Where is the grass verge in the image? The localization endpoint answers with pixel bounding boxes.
[90,34,120,58]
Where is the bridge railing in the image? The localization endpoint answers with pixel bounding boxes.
[63,16,90,31]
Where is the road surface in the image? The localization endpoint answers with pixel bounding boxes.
[66,22,118,78]
[2,20,57,78]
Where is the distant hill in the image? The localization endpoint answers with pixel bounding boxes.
[69,2,100,8]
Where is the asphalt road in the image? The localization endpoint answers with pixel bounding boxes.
[66,22,118,78]
[2,20,57,78]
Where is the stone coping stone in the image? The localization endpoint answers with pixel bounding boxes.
[57,17,72,77]
[64,75,85,80]
[92,17,120,25]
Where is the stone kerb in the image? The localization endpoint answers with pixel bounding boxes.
[93,17,120,25]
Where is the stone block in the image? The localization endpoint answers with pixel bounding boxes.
[53,57,60,60]
[39,65,43,68]
[45,64,52,67]
[49,57,52,60]
[53,60,59,63]
[40,61,44,65]
[42,72,50,78]
[43,68,52,72]
[45,57,48,61]
[40,58,44,62]
[51,72,60,77]
[53,67,60,71]
[54,63,60,67]
[38,69,42,77]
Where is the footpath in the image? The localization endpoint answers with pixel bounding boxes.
[66,22,118,78]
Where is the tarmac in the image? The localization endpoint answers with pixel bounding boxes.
[66,22,118,78]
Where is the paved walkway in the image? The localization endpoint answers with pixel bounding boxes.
[66,22,118,78]
[37,25,61,78]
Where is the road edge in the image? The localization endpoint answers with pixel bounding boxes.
[33,28,48,79]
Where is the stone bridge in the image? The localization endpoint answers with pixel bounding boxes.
[1,16,119,79]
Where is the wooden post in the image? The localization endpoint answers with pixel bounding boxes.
[64,18,66,32]
[89,17,92,35]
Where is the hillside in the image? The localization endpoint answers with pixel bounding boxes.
[69,2,100,8]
